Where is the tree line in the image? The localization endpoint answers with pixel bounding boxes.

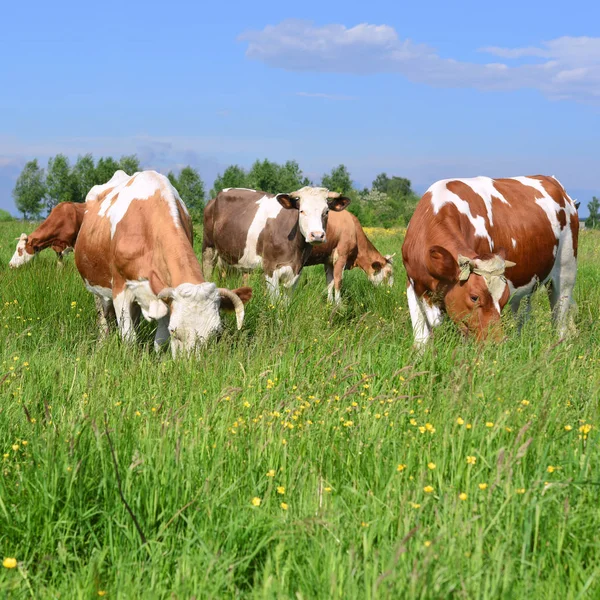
[12,155,420,228]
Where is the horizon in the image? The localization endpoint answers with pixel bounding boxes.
[2,0,599,217]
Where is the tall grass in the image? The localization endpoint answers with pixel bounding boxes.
[0,222,599,598]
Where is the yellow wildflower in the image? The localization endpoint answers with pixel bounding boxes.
[459,492,467,501]
[251,497,261,507]
[2,558,17,569]
[456,417,464,425]
[410,502,421,509]
[516,488,526,494]
[424,540,432,547]
[423,485,434,494]
[486,422,494,428]
[280,502,288,510]
[266,469,276,477]
[396,464,407,472]
[427,462,436,470]
[466,456,476,465]
[564,425,572,431]
[277,486,285,495]
[478,483,488,490]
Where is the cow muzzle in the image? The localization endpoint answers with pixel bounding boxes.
[307,231,326,244]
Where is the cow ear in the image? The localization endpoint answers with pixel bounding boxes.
[276,194,298,210]
[372,260,384,272]
[495,247,507,260]
[427,246,458,281]
[328,196,351,212]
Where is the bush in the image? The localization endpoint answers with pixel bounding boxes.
[0,209,15,221]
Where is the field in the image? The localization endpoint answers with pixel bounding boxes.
[1,220,599,599]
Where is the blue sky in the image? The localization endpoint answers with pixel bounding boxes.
[1,0,599,215]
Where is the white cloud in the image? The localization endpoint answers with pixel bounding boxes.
[239,21,600,102]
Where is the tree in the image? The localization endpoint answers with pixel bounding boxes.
[210,165,248,197]
[119,154,141,174]
[13,160,46,219]
[73,154,98,202]
[46,154,78,210]
[247,159,280,194]
[587,197,600,229]
[95,157,121,185]
[277,160,310,192]
[168,166,205,214]
[0,209,14,221]
[321,164,353,195]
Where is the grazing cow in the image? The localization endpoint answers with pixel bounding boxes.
[304,210,394,303]
[75,170,252,357]
[202,187,350,301]
[9,202,87,268]
[402,175,578,345]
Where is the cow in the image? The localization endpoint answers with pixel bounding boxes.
[202,187,350,301]
[75,170,252,357]
[9,202,87,268]
[402,175,578,345]
[304,210,394,303]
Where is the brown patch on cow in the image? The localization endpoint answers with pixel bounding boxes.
[125,175,138,187]
[557,209,567,228]
[446,180,491,226]
[533,175,566,207]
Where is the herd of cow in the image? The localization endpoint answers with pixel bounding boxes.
[8,170,579,356]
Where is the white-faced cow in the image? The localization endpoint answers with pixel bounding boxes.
[75,170,252,357]
[9,202,87,268]
[402,175,578,345]
[304,210,394,303]
[202,187,350,301]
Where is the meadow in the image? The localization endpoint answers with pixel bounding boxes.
[0,220,599,599]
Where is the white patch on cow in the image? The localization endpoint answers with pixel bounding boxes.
[286,187,332,243]
[223,187,257,193]
[511,238,517,249]
[85,170,131,202]
[9,234,34,268]
[125,280,169,321]
[510,176,570,239]
[407,280,444,346]
[369,262,394,287]
[428,179,494,249]
[84,280,113,300]
[265,265,300,303]
[239,195,283,269]
[166,282,223,357]
[98,171,187,238]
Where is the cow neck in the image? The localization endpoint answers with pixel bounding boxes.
[154,230,205,288]
[354,223,385,272]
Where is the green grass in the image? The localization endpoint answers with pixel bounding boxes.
[1,221,600,599]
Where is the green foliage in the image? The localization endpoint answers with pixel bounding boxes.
[587,197,600,229]
[95,157,122,186]
[210,165,249,197]
[73,154,98,202]
[247,159,281,194]
[12,159,46,219]
[119,154,141,175]
[0,221,599,598]
[321,164,353,195]
[168,166,205,218]
[276,160,311,191]
[0,208,14,221]
[46,154,79,210]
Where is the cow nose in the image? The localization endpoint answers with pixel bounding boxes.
[309,231,325,243]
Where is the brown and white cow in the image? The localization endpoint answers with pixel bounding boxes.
[75,170,252,357]
[202,187,350,301]
[9,202,87,268]
[304,210,394,303]
[402,175,578,345]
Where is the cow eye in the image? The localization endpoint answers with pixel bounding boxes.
[300,210,305,215]
[470,295,479,303]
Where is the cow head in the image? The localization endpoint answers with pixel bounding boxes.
[369,254,395,287]
[427,246,516,340]
[9,234,35,268]
[276,187,350,244]
[153,282,252,357]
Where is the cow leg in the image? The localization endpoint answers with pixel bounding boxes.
[154,315,170,352]
[279,266,301,304]
[95,296,116,340]
[113,287,140,343]
[325,263,335,302]
[332,257,345,304]
[202,247,217,281]
[243,272,250,286]
[406,280,443,347]
[56,251,64,269]
[265,269,281,302]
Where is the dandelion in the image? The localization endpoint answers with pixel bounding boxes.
[11,445,19,452]
[466,423,472,430]
[280,502,288,510]
[397,464,407,472]
[459,492,467,501]
[424,540,432,547]
[456,417,464,425]
[564,425,573,431]
[277,486,285,495]
[486,422,494,428]
[251,497,261,507]
[466,456,476,465]
[423,485,434,494]
[2,558,17,569]
[427,462,436,470]
[478,483,488,490]
[266,469,276,478]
